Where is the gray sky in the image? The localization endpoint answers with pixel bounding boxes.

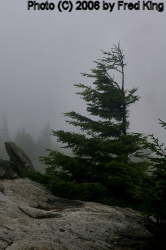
[1,0,166,145]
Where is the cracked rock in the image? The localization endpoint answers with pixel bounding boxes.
[18,206,63,219]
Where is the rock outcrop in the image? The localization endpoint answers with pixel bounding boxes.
[0,141,35,179]
[0,159,18,179]
[0,142,153,249]
[0,178,152,250]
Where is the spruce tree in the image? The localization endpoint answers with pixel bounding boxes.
[39,43,147,205]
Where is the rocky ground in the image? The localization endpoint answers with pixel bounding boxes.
[0,178,152,250]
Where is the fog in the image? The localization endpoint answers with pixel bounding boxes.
[1,1,166,169]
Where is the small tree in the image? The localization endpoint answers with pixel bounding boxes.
[125,119,166,223]
[121,119,166,249]
[38,43,147,205]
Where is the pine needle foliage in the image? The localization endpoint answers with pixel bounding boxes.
[39,43,147,206]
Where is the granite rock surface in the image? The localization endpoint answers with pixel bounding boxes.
[0,178,152,250]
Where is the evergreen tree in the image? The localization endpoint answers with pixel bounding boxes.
[38,43,147,205]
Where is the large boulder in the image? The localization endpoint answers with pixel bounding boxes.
[4,141,35,177]
[0,178,152,250]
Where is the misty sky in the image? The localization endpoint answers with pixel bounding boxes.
[1,0,166,145]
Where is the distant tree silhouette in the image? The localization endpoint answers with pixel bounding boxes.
[36,122,52,157]
[14,127,36,163]
[0,116,10,158]
[0,116,10,140]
